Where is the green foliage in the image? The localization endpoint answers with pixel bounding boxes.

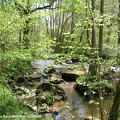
[0,84,31,116]
[41,92,54,105]
[89,100,99,105]
[0,49,33,79]
[104,81,113,90]
[35,35,56,59]
[116,53,120,65]
[39,91,60,106]
[0,84,54,119]
[76,75,113,96]
[62,0,85,13]
[62,41,93,59]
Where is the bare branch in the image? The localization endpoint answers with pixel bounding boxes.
[30,0,57,13]
[30,5,52,13]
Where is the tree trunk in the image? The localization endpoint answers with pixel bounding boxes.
[118,0,120,45]
[86,0,90,45]
[99,0,104,56]
[23,18,30,49]
[88,0,98,81]
[14,1,55,49]
[91,0,96,48]
[71,11,75,41]
[98,64,105,120]
[108,79,120,120]
[106,24,111,43]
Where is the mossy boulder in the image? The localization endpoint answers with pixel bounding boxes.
[61,70,85,81]
[49,72,63,84]
[36,82,66,106]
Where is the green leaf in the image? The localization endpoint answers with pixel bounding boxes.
[89,100,95,104]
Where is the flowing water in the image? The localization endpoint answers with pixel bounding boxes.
[32,60,114,120]
[55,82,113,120]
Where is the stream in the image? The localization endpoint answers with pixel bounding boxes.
[55,82,113,120]
[32,60,114,120]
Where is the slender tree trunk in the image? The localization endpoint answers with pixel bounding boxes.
[79,26,86,43]
[23,18,30,49]
[98,1,105,119]
[86,0,90,45]
[91,0,96,48]
[45,18,50,37]
[98,64,105,120]
[108,79,120,120]
[88,0,97,80]
[106,24,111,43]
[99,0,104,56]
[118,0,120,45]
[71,11,75,41]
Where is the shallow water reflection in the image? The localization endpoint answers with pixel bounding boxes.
[55,82,113,120]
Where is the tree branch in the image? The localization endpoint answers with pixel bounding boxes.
[30,0,57,13]
[14,1,27,14]
[30,5,52,13]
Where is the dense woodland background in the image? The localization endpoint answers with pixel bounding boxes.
[0,0,120,120]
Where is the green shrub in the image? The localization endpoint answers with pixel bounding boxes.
[0,49,33,79]
[0,84,31,116]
